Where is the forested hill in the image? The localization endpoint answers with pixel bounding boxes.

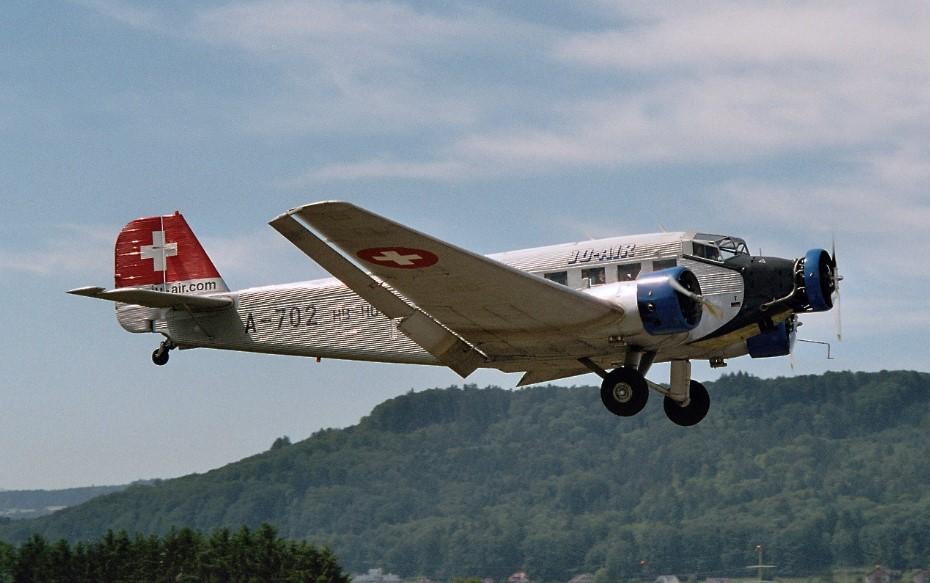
[0,485,128,521]
[2,371,930,580]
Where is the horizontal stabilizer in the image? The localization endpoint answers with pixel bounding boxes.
[68,286,232,311]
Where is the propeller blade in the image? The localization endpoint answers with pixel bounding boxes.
[834,285,843,341]
[831,236,842,341]
[667,277,723,319]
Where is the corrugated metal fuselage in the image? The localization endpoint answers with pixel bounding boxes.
[122,231,755,372]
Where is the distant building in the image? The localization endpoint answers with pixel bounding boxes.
[567,574,595,583]
[655,576,681,583]
[509,572,531,583]
[913,571,928,583]
[866,566,900,583]
[704,578,729,583]
[354,569,402,583]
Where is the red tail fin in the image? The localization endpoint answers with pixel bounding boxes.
[115,211,228,294]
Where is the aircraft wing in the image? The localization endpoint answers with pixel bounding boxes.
[275,201,623,361]
[67,286,232,312]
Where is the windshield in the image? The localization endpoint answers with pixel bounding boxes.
[693,234,749,260]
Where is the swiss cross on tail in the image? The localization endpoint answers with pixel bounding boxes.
[357,247,438,269]
[140,230,178,272]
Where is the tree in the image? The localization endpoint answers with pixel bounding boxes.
[271,436,292,451]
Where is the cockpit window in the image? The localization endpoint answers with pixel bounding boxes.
[693,234,749,259]
[717,237,749,258]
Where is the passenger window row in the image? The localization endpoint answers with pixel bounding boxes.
[543,259,676,288]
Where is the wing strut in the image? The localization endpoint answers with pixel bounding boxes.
[269,212,486,378]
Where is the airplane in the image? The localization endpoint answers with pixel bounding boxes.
[69,201,841,426]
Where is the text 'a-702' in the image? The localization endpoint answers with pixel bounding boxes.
[242,304,381,335]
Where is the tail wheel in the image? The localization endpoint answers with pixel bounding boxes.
[152,349,169,366]
[663,380,710,426]
[600,368,649,417]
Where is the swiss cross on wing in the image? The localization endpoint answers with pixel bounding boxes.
[140,230,178,272]
[357,247,438,269]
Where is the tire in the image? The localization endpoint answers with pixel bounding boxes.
[600,368,649,417]
[152,349,169,366]
[663,380,710,426]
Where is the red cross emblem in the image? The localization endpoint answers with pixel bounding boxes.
[357,247,438,269]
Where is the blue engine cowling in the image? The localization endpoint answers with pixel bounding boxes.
[803,248,835,312]
[637,267,703,335]
[747,317,797,358]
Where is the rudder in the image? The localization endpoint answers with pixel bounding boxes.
[115,211,228,294]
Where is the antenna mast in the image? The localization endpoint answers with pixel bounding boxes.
[746,544,776,583]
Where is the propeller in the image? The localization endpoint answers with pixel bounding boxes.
[667,276,723,319]
[830,238,843,341]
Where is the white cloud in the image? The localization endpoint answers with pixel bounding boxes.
[192,0,467,65]
[446,1,930,171]
[200,229,329,288]
[187,1,545,136]
[281,158,469,184]
[70,0,165,32]
[866,142,930,192]
[0,225,113,278]
[557,3,930,72]
[74,0,930,185]
[75,0,553,138]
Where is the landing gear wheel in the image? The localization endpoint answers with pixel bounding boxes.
[600,368,649,417]
[663,380,710,426]
[152,348,169,366]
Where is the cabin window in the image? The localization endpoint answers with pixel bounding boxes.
[617,263,641,281]
[581,267,606,286]
[544,271,568,286]
[653,258,677,271]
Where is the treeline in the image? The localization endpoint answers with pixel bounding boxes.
[2,371,930,580]
[0,524,348,583]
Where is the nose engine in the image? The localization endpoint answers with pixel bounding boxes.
[798,248,838,312]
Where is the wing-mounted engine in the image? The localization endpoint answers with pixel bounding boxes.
[586,266,704,336]
[637,267,703,334]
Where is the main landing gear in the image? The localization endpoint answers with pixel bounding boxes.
[582,356,711,426]
[663,380,710,427]
[152,339,176,366]
[600,368,649,417]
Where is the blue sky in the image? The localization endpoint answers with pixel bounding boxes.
[2,1,929,489]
